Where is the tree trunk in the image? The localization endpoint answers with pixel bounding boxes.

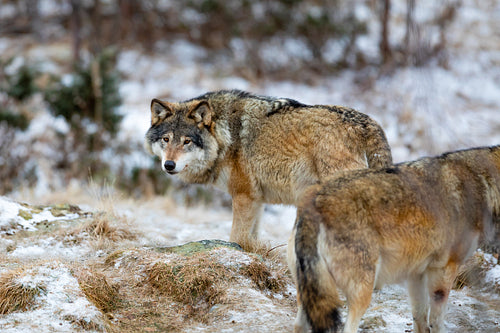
[70,0,82,63]
[379,0,392,66]
[404,0,417,65]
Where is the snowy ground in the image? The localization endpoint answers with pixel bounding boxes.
[1,0,500,331]
[0,195,499,332]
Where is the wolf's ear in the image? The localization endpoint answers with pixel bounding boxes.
[188,101,213,129]
[150,99,174,125]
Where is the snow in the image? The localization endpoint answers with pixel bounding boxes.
[9,245,48,258]
[487,265,500,285]
[8,238,89,260]
[0,197,24,227]
[0,263,104,333]
[484,253,500,287]
[0,196,80,234]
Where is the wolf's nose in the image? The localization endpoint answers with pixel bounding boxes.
[164,160,176,171]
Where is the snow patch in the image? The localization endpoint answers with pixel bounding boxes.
[0,262,104,333]
[0,196,80,234]
[484,253,500,287]
[0,197,24,227]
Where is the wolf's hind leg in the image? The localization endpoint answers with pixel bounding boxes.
[293,303,309,333]
[408,274,430,333]
[343,279,374,333]
[425,263,458,333]
[287,228,309,333]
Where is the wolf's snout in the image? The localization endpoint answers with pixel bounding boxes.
[164,160,176,172]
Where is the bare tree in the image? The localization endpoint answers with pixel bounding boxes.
[25,0,41,39]
[404,0,418,65]
[379,0,392,66]
[70,0,83,63]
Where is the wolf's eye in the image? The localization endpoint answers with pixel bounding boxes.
[163,137,169,143]
[184,139,191,145]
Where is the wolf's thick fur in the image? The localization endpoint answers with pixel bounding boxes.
[289,146,500,333]
[145,90,392,247]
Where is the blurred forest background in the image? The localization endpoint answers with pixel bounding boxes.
[0,0,494,202]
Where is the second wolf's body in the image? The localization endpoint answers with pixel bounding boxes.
[145,90,392,247]
[289,145,500,333]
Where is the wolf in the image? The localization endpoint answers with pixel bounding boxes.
[144,89,392,248]
[289,145,500,333]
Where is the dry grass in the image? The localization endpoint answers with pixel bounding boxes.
[55,179,137,241]
[0,269,46,314]
[74,268,120,314]
[237,241,290,295]
[104,249,127,267]
[82,212,136,241]
[109,289,186,332]
[63,314,108,331]
[145,254,230,319]
[63,212,136,249]
[240,258,287,294]
[454,258,484,290]
[453,251,498,291]
[1,191,296,332]
[99,248,233,331]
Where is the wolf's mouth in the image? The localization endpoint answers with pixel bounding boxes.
[166,164,188,175]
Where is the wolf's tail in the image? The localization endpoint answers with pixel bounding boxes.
[364,122,393,169]
[295,213,342,333]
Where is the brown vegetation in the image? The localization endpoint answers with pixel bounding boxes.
[240,258,287,294]
[145,254,230,320]
[0,269,46,314]
[74,268,120,314]
[454,251,500,294]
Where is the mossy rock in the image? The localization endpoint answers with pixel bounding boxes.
[17,202,84,219]
[154,240,243,256]
[49,204,82,217]
[11,201,90,235]
[19,203,43,214]
[17,209,33,220]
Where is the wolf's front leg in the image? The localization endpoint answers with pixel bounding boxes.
[230,194,263,249]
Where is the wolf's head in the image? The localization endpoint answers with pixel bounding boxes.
[144,98,220,182]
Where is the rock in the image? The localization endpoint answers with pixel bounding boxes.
[17,209,33,220]
[154,239,243,256]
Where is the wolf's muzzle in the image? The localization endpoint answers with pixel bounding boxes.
[164,160,177,173]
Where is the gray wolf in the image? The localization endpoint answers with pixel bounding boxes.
[289,145,500,333]
[144,89,392,248]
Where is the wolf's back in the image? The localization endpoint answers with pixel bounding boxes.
[363,120,392,169]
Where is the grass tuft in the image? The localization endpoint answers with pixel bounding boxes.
[0,270,46,314]
[145,254,230,318]
[74,268,120,314]
[240,259,287,294]
[454,252,487,290]
[63,314,107,331]
[83,212,136,241]
[64,212,136,248]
